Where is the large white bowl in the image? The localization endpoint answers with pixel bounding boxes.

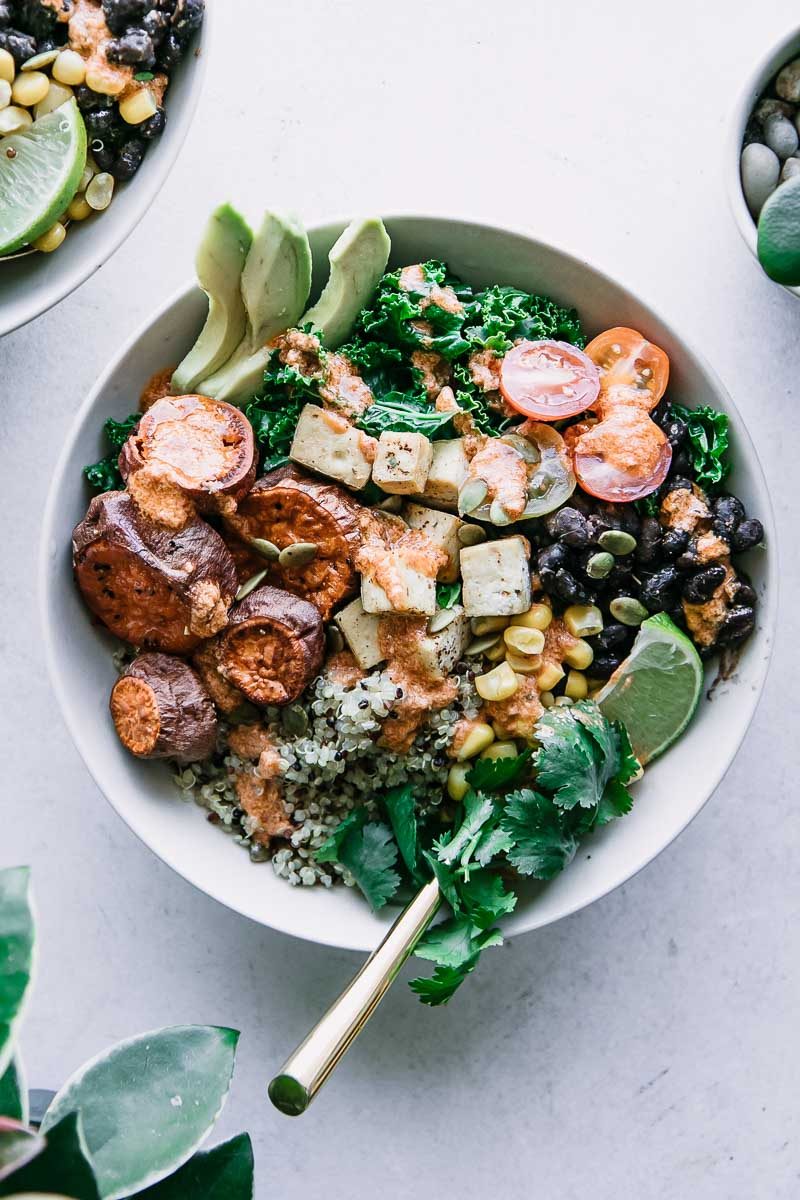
[40,216,777,953]
[726,24,800,297]
[0,5,211,336]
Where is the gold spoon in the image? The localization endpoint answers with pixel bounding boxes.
[268,877,441,1115]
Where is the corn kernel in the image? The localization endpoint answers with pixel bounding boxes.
[563,638,594,670]
[470,615,509,636]
[505,650,542,675]
[484,639,507,662]
[540,691,555,708]
[119,86,157,125]
[67,196,93,221]
[34,80,73,118]
[504,626,545,656]
[565,670,588,700]
[563,604,604,638]
[85,66,125,96]
[480,740,518,761]
[455,722,495,761]
[85,171,114,211]
[53,49,87,87]
[447,763,471,801]
[510,603,552,631]
[0,79,10,110]
[536,661,565,692]
[475,661,519,702]
[0,49,15,84]
[33,221,66,253]
[11,70,49,107]
[554,696,574,707]
[0,105,32,135]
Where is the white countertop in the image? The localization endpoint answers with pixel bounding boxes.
[2,1,798,1195]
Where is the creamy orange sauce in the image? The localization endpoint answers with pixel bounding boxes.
[320,354,374,418]
[127,465,196,530]
[683,565,737,648]
[355,529,446,608]
[468,348,502,393]
[481,676,543,742]
[398,264,463,315]
[326,650,366,689]
[186,579,228,638]
[575,407,666,474]
[695,532,729,564]
[68,0,166,101]
[378,615,458,753]
[542,616,579,665]
[659,486,710,534]
[468,438,529,518]
[410,349,450,397]
[140,366,175,413]
[234,773,293,846]
[227,722,275,761]
[448,717,486,759]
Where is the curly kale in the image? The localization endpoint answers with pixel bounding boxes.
[465,285,585,354]
[245,360,323,470]
[670,402,731,492]
[83,414,140,494]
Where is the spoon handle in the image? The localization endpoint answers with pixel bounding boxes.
[268,877,441,1115]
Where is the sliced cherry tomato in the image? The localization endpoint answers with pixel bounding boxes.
[499,339,600,421]
[571,407,672,502]
[584,327,669,412]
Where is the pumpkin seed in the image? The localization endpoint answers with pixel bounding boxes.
[21,48,59,70]
[470,615,508,635]
[598,529,637,556]
[458,477,488,515]
[235,568,268,601]
[458,523,487,547]
[586,551,615,579]
[609,596,648,626]
[490,499,513,526]
[429,608,459,634]
[249,537,280,561]
[377,494,403,512]
[278,541,318,568]
[283,705,309,736]
[465,633,502,656]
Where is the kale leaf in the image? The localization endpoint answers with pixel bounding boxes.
[83,413,139,494]
[356,393,456,438]
[435,581,462,609]
[670,402,731,492]
[245,360,322,468]
[465,285,585,354]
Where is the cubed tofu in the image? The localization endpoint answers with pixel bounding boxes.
[460,536,532,617]
[419,438,470,510]
[372,432,433,495]
[290,404,373,490]
[418,606,470,678]
[403,503,463,583]
[334,597,384,670]
[360,540,438,615]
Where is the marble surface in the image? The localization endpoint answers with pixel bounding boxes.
[2,2,798,1195]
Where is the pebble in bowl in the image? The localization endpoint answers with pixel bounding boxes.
[0,0,208,335]
[40,214,775,994]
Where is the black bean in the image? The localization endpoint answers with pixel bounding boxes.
[545,506,590,548]
[74,84,107,111]
[594,623,630,649]
[734,580,757,607]
[102,0,149,36]
[0,3,11,28]
[675,550,697,572]
[636,516,662,564]
[590,652,623,677]
[719,606,755,644]
[536,543,569,588]
[143,9,169,44]
[712,494,745,538]
[659,529,689,560]
[156,28,183,69]
[682,565,727,604]
[664,475,694,495]
[171,0,204,41]
[84,107,119,139]
[663,417,688,449]
[585,513,612,542]
[670,448,691,476]
[640,566,681,611]
[139,106,166,140]
[90,140,117,172]
[114,137,146,180]
[0,27,36,63]
[732,518,764,553]
[668,603,686,626]
[552,568,590,605]
[16,0,58,39]
[107,27,154,64]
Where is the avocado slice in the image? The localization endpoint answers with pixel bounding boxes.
[302,217,391,348]
[199,210,312,406]
[171,204,253,395]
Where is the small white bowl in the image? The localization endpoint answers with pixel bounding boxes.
[40,215,777,953]
[0,7,212,337]
[726,24,800,296]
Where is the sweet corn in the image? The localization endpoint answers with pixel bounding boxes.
[536,661,565,692]
[0,49,15,84]
[85,66,125,96]
[447,763,471,801]
[455,722,495,761]
[86,171,114,211]
[35,80,73,118]
[510,603,552,632]
[480,740,518,761]
[470,615,509,636]
[540,691,555,708]
[11,70,49,107]
[119,87,157,125]
[563,638,594,670]
[33,221,66,253]
[475,661,519,702]
[565,670,588,700]
[554,696,574,707]
[0,105,32,135]
[504,626,545,656]
[67,196,93,221]
[563,604,604,637]
[0,79,10,110]
[53,49,87,86]
[504,650,542,675]
[484,638,508,662]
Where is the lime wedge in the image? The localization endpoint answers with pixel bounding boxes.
[0,98,86,255]
[757,174,800,285]
[596,613,703,764]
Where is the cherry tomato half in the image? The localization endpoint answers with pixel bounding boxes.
[571,407,672,502]
[499,339,601,421]
[584,327,669,412]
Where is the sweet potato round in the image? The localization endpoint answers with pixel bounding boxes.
[110,653,218,764]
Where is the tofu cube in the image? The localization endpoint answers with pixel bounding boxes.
[334,597,384,670]
[460,536,532,617]
[419,438,470,510]
[360,537,438,615]
[418,606,470,678]
[290,404,373,490]
[372,432,433,495]
[403,503,463,583]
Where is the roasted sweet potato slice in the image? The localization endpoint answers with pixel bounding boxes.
[216,583,324,706]
[73,491,238,654]
[224,465,365,618]
[110,653,218,763]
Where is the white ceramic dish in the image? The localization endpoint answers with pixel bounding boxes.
[726,24,800,297]
[0,5,212,337]
[40,215,777,953]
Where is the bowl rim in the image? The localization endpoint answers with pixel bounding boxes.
[0,1,213,337]
[725,22,800,296]
[39,211,779,952]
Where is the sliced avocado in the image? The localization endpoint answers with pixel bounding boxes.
[171,204,253,395]
[302,217,391,348]
[199,210,312,407]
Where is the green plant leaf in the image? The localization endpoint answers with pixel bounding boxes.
[383,786,419,878]
[41,1027,239,1200]
[130,1133,253,1200]
[0,1058,27,1123]
[0,869,35,1079]
[0,1119,44,1183]
[0,1113,98,1199]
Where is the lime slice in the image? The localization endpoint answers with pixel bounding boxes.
[757,174,800,285]
[596,613,703,764]
[0,98,86,255]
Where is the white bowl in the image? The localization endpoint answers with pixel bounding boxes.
[0,7,212,337]
[40,215,777,953]
[726,24,800,297]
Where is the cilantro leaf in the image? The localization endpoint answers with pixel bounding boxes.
[383,785,419,879]
[315,808,368,862]
[408,962,478,1006]
[337,821,401,910]
[473,823,515,867]
[435,581,462,609]
[422,848,461,911]
[466,749,532,793]
[669,402,731,492]
[410,917,503,1005]
[434,791,495,866]
[533,707,600,810]
[458,870,517,929]
[501,789,578,879]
